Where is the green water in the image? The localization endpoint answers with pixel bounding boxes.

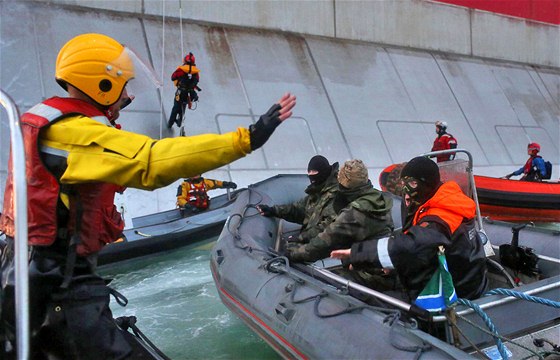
[100,239,280,360]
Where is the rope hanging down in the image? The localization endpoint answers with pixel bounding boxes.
[455,288,560,360]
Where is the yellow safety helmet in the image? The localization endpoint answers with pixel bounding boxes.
[56,33,135,107]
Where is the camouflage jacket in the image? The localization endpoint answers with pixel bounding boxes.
[274,164,339,243]
[287,183,394,262]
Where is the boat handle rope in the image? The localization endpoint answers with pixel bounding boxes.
[265,257,412,320]
[265,255,436,359]
[384,312,433,360]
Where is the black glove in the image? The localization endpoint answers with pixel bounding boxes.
[249,104,282,150]
[505,173,513,179]
[257,204,276,217]
[223,181,237,189]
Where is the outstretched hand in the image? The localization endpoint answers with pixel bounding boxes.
[249,93,297,150]
[276,93,297,122]
[330,249,351,260]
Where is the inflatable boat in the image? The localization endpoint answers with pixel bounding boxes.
[379,162,560,223]
[99,174,314,266]
[474,175,560,223]
[211,169,560,359]
[98,189,240,265]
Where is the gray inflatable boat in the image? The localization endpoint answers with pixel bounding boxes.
[211,172,560,359]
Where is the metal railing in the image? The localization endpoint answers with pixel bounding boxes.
[0,90,29,359]
[422,148,494,256]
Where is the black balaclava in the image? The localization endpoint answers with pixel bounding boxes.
[307,155,332,185]
[400,156,441,227]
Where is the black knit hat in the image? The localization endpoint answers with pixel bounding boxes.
[308,155,332,185]
[401,156,440,191]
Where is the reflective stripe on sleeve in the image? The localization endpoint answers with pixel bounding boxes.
[40,145,69,158]
[377,237,394,269]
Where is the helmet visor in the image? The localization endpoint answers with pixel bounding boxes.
[116,47,162,107]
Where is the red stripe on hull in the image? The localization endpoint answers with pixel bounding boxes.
[210,262,308,360]
[474,176,560,196]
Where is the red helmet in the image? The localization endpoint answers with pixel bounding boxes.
[528,142,540,153]
[184,52,196,65]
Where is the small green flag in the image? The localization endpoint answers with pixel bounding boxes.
[414,247,458,313]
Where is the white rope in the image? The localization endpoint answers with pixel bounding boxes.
[180,0,184,62]
[160,0,166,139]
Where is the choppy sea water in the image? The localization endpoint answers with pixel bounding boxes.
[100,239,280,360]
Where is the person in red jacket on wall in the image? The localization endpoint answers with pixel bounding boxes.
[167,52,201,129]
[431,120,457,162]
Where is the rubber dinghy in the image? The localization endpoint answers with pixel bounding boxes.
[99,188,240,265]
[99,175,314,266]
[211,173,560,359]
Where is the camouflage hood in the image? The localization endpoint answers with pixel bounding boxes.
[346,182,393,217]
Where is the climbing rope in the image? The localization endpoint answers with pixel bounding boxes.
[454,311,547,360]
[160,0,167,139]
[455,287,560,360]
[485,288,560,308]
[179,0,184,62]
[457,298,509,359]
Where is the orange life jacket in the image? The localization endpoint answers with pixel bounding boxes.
[412,181,475,234]
[0,97,125,256]
[183,180,209,209]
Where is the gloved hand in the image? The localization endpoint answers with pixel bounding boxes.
[249,93,296,150]
[223,181,237,189]
[504,173,513,179]
[285,244,307,262]
[286,235,305,244]
[249,104,282,150]
[256,204,276,217]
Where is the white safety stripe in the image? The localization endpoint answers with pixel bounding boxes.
[27,103,63,122]
[377,237,394,269]
[40,145,69,158]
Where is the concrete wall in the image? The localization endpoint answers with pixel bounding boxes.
[34,0,560,68]
[1,1,559,225]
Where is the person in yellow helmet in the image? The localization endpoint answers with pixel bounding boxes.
[0,33,296,358]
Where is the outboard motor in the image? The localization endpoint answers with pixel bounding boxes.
[499,223,540,277]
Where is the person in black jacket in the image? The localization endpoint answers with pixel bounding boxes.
[331,156,487,302]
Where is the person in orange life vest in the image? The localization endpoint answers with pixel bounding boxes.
[0,33,296,359]
[331,156,487,302]
[176,175,237,213]
[431,120,457,162]
[167,52,201,128]
[505,143,547,182]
